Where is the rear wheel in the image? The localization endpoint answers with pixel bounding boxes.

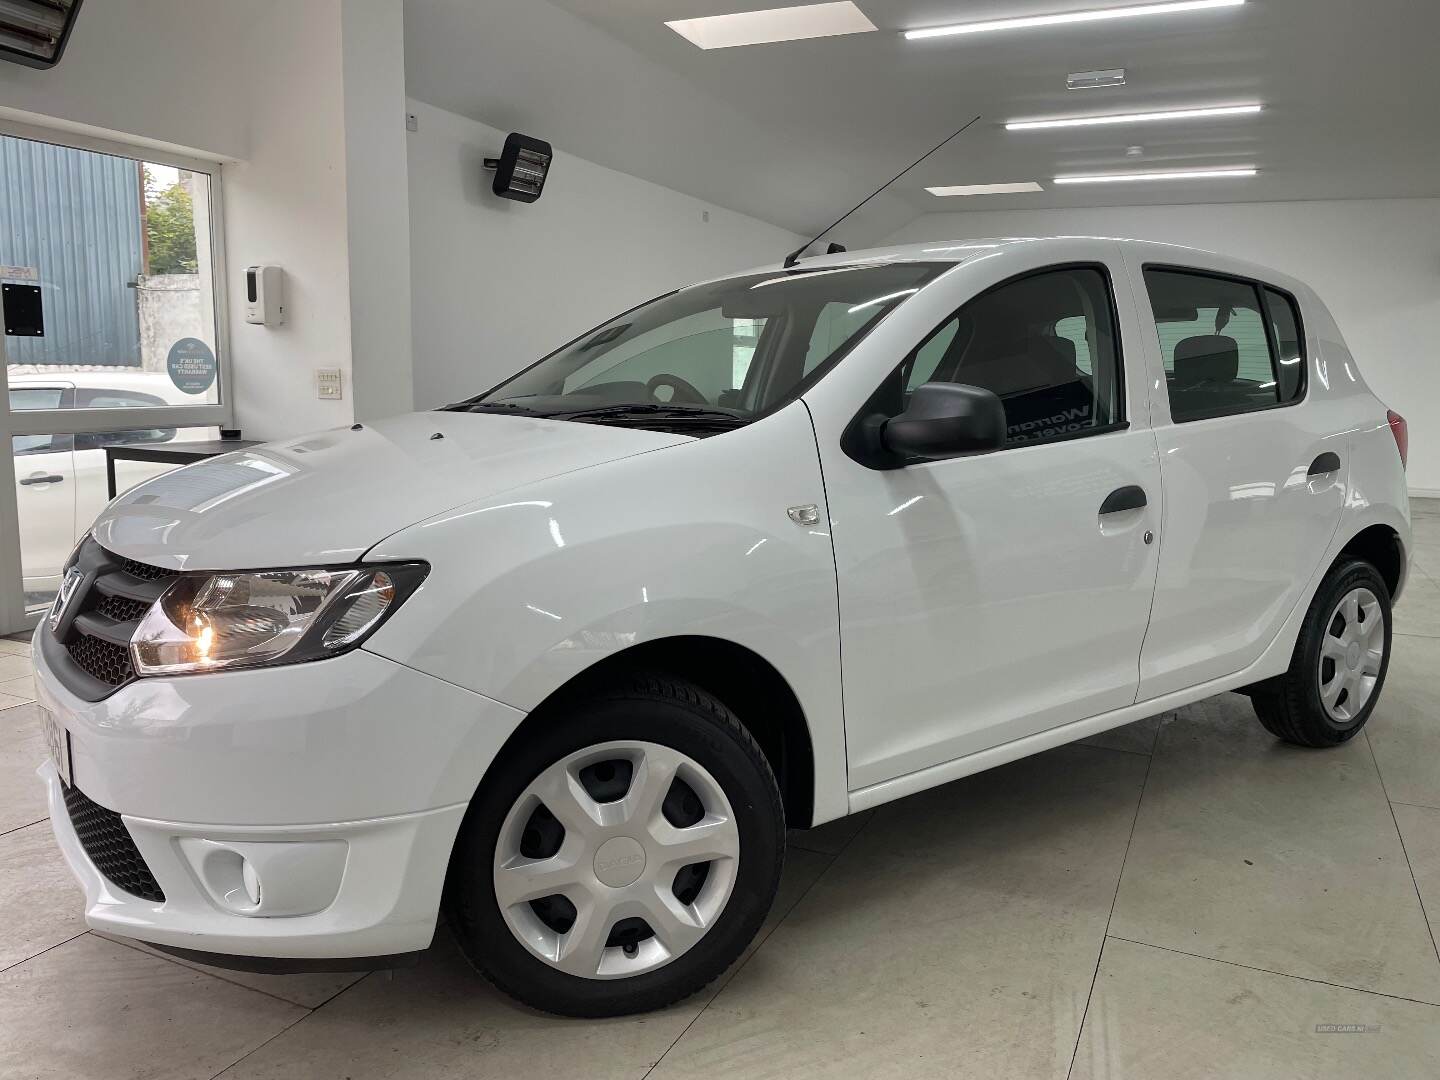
[446,673,784,1017]
[1251,560,1392,747]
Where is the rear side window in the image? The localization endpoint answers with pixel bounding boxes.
[1264,288,1306,404]
[892,266,1123,446]
[1144,268,1306,422]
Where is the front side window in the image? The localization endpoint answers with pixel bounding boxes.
[455,263,949,434]
[1144,268,1305,422]
[867,266,1123,448]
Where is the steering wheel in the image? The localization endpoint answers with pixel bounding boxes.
[646,373,708,405]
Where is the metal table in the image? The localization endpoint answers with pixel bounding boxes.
[105,438,260,499]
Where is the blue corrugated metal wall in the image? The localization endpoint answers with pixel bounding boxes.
[0,135,143,368]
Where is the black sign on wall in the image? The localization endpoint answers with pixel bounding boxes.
[2,283,44,337]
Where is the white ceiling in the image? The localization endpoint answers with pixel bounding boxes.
[404,0,1440,241]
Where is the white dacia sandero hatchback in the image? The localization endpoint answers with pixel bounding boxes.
[35,237,1409,1016]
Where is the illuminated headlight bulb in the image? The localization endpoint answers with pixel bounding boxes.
[191,617,215,664]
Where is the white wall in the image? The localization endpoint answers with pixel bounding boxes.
[342,0,414,423]
[406,100,800,409]
[888,200,1440,494]
[0,0,253,160]
[221,0,354,440]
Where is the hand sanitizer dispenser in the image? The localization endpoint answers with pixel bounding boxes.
[245,265,285,326]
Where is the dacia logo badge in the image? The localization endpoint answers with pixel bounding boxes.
[48,567,84,632]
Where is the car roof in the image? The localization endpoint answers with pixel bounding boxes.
[759,236,1302,293]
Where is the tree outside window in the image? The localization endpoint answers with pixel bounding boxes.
[142,166,198,276]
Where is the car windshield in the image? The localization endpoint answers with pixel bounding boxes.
[443,262,948,433]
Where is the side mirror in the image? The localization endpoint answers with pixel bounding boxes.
[882,382,1007,461]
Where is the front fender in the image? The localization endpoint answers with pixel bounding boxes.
[363,402,847,823]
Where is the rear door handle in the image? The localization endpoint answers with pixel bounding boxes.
[1308,452,1341,477]
[1100,485,1147,515]
[19,474,64,485]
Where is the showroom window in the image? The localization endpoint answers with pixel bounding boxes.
[883,265,1123,447]
[1,127,231,631]
[1144,268,1304,422]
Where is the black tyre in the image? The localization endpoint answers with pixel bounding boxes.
[1250,559,1392,747]
[446,672,784,1017]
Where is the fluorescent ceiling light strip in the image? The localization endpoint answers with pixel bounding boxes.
[1053,168,1257,184]
[905,0,1245,40]
[667,1,877,49]
[927,182,1044,196]
[1007,104,1261,131]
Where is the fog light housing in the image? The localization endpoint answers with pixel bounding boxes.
[179,838,347,917]
[241,858,262,907]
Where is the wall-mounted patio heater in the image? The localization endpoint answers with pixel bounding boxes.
[0,0,84,69]
[483,133,554,204]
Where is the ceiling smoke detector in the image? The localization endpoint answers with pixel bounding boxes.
[1068,68,1127,90]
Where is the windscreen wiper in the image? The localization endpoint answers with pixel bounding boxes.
[553,403,749,426]
[437,400,546,415]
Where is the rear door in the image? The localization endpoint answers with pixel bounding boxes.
[1129,253,1347,699]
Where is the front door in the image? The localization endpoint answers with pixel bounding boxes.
[812,252,1163,792]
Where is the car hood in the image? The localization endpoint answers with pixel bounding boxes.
[91,412,690,571]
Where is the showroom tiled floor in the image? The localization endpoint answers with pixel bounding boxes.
[5,509,1440,1078]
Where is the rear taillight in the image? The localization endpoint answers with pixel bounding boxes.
[1388,410,1408,469]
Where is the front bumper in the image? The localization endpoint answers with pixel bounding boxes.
[41,759,465,959]
[34,634,526,959]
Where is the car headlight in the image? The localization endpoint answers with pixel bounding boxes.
[130,563,428,676]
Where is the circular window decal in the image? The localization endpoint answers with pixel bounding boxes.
[166,337,217,395]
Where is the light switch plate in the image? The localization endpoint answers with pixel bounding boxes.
[316,368,343,400]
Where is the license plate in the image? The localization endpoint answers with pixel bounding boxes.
[39,705,72,787]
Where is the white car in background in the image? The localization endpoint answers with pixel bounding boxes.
[33,238,1410,1018]
[9,370,210,604]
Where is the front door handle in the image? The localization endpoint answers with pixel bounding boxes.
[1308,452,1342,477]
[19,474,64,485]
[1100,485,1147,515]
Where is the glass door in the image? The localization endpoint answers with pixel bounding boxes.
[0,122,232,634]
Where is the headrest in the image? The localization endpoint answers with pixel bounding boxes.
[1174,335,1239,386]
[958,333,1076,397]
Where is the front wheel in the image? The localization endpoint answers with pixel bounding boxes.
[1251,559,1392,747]
[446,673,784,1017]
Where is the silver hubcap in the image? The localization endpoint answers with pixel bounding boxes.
[493,741,740,980]
[1318,586,1385,723]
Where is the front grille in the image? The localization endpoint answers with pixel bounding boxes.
[118,557,173,582]
[66,634,134,686]
[94,593,150,622]
[61,783,165,903]
[48,538,178,698]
